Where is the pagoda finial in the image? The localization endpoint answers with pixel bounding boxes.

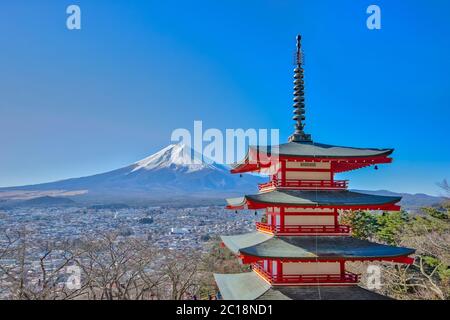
[288,35,312,143]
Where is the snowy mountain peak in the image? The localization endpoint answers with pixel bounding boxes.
[131,143,223,173]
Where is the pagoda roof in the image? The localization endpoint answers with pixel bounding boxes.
[214,272,271,300]
[214,272,391,300]
[220,232,273,254]
[231,142,394,174]
[221,232,415,261]
[258,285,391,300]
[253,142,393,158]
[226,190,401,210]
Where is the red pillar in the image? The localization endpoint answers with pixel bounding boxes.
[334,208,339,227]
[340,260,345,275]
[330,161,335,183]
[268,259,272,277]
[281,160,286,185]
[277,260,283,283]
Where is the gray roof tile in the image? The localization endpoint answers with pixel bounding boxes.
[227,190,401,207]
[221,232,415,259]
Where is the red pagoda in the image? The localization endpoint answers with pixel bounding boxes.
[214,35,415,300]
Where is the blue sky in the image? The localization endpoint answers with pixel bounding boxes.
[0,0,448,195]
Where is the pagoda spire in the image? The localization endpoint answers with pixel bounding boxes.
[288,35,312,143]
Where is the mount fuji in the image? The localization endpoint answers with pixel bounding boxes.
[0,144,264,206]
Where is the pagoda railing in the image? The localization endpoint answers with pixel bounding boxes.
[252,263,359,285]
[258,179,348,192]
[256,222,351,235]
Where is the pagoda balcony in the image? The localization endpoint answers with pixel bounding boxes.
[258,179,348,192]
[255,222,351,235]
[252,263,359,285]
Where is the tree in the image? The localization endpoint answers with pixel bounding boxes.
[339,210,378,240]
[0,228,84,300]
[198,240,250,299]
[340,200,449,299]
[376,211,409,245]
[159,250,202,300]
[71,233,164,300]
[399,214,450,299]
[0,230,194,300]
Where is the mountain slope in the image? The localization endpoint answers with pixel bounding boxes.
[19,196,76,207]
[352,189,446,211]
[0,144,263,204]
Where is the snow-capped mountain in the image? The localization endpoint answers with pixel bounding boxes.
[131,143,226,173]
[0,144,263,205]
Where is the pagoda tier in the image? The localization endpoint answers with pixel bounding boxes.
[214,272,391,300]
[226,190,401,236]
[217,233,414,288]
[226,190,401,211]
[221,233,415,264]
[231,142,394,174]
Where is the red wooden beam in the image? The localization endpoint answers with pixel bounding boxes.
[239,254,261,264]
[230,154,393,174]
[385,256,415,264]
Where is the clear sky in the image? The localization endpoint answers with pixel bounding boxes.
[0,0,448,195]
